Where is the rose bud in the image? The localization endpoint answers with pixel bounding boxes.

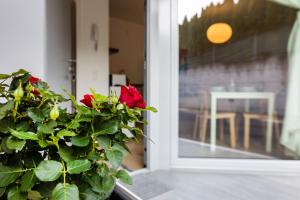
[14,83,24,101]
[50,104,60,120]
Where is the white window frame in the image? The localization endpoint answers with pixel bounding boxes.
[169,0,300,174]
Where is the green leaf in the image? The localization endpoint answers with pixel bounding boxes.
[87,151,100,161]
[112,144,128,157]
[80,188,101,200]
[1,137,13,154]
[37,120,57,134]
[77,114,93,122]
[116,170,132,185]
[27,108,45,123]
[96,136,111,151]
[0,120,15,133]
[67,120,80,130]
[0,187,5,197]
[102,175,115,192]
[36,182,56,199]
[145,106,158,113]
[38,140,51,148]
[97,163,109,177]
[16,121,30,132]
[57,130,76,138]
[28,190,43,200]
[34,161,63,182]
[9,129,39,141]
[52,183,79,200]
[20,170,37,192]
[47,119,58,129]
[83,175,102,194]
[64,90,80,109]
[58,147,75,162]
[0,101,14,120]
[37,124,52,134]
[91,89,109,103]
[7,187,27,200]
[67,159,91,174]
[6,136,26,151]
[0,164,21,187]
[93,120,119,136]
[12,69,28,76]
[71,136,90,147]
[106,149,123,168]
[0,74,11,79]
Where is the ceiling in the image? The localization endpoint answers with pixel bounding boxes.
[110,0,145,25]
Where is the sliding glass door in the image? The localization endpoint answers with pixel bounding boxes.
[177,0,300,161]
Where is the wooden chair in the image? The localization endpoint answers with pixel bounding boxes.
[243,112,282,150]
[198,111,237,148]
[197,92,237,148]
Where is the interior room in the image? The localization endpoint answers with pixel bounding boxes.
[109,0,146,171]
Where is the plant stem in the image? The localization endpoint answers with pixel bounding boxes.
[62,161,67,187]
[37,98,46,109]
[0,167,35,174]
[13,101,19,122]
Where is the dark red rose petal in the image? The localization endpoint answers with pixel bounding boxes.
[80,94,94,108]
[29,75,40,85]
[119,85,146,109]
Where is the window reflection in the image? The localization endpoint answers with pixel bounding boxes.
[178,0,299,159]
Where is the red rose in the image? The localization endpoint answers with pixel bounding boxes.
[29,76,40,85]
[28,75,41,95]
[80,94,94,108]
[119,85,146,109]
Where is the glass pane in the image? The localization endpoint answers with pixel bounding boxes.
[178,0,300,159]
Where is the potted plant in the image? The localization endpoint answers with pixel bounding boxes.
[0,69,156,200]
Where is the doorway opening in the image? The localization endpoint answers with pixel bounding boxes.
[109,0,146,171]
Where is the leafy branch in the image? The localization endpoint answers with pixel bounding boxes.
[0,69,157,199]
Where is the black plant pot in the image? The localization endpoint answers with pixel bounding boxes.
[109,191,127,200]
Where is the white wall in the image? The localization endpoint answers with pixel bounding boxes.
[0,0,46,78]
[110,17,144,85]
[45,0,73,96]
[0,0,109,100]
[75,0,109,98]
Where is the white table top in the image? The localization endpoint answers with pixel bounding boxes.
[210,91,275,99]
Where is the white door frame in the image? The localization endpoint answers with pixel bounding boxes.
[147,0,300,175]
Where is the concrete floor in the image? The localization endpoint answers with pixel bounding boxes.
[122,170,300,200]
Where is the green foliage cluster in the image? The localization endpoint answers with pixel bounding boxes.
[0,69,156,200]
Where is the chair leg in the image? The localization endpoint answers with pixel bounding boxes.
[229,117,236,148]
[200,117,208,143]
[219,120,224,143]
[235,116,239,141]
[244,116,250,149]
[192,114,199,140]
[261,121,267,141]
[274,121,281,149]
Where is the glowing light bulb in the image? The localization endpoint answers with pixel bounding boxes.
[207,23,233,44]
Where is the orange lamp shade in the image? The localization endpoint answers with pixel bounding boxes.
[207,23,233,44]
